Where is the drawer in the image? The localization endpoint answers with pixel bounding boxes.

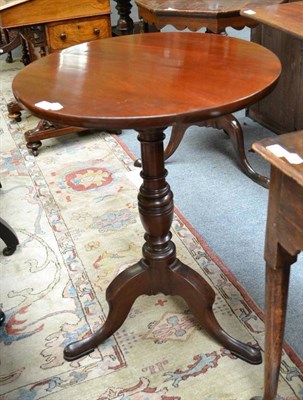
[46,15,111,51]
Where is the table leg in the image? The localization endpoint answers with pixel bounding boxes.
[251,258,295,400]
[251,166,300,400]
[0,29,21,63]
[0,217,19,256]
[112,0,134,35]
[0,309,5,325]
[64,127,262,363]
[164,114,269,188]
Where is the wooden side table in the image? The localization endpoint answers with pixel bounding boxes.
[12,32,281,363]
[250,131,303,400]
[131,0,285,188]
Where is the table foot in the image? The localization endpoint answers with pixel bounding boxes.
[7,101,22,122]
[169,260,262,364]
[0,217,19,256]
[214,115,269,188]
[26,141,42,157]
[0,309,5,325]
[3,245,18,256]
[64,261,151,361]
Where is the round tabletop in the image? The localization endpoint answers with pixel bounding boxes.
[13,32,281,130]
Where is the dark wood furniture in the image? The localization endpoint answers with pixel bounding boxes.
[131,0,285,188]
[0,0,111,59]
[0,216,19,322]
[0,27,21,62]
[112,0,135,35]
[0,182,20,328]
[135,0,282,34]
[0,183,19,256]
[250,131,303,400]
[0,0,111,155]
[113,0,284,35]
[0,309,4,325]
[0,217,19,256]
[242,1,303,134]
[12,32,281,362]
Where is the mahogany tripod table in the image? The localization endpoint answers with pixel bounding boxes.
[12,32,281,362]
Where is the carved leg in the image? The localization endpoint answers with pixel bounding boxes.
[170,260,262,364]
[0,309,5,325]
[135,123,189,167]
[214,115,269,188]
[64,262,151,360]
[0,29,21,63]
[164,124,190,161]
[20,37,31,65]
[113,0,134,36]
[0,217,19,256]
[4,30,13,63]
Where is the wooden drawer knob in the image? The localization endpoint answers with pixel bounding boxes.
[60,33,67,41]
[93,28,100,36]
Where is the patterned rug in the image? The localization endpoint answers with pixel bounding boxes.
[0,57,302,400]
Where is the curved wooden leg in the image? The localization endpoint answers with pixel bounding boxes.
[0,217,19,256]
[0,309,5,325]
[164,124,190,161]
[136,122,189,166]
[170,260,262,364]
[135,123,189,167]
[64,262,151,361]
[214,115,269,188]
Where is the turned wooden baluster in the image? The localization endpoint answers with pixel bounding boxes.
[113,0,134,35]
